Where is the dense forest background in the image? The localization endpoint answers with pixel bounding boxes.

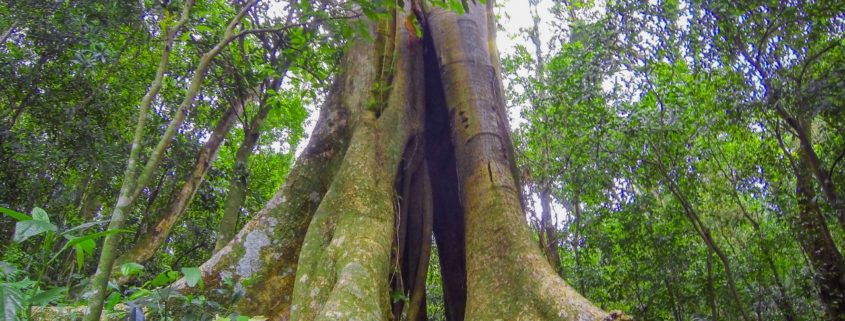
[1,0,844,320]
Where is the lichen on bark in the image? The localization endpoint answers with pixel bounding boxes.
[425,2,609,320]
[166,2,617,320]
[289,7,426,320]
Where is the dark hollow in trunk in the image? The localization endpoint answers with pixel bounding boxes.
[165,2,617,321]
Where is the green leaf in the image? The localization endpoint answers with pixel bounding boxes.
[30,207,49,223]
[390,290,409,302]
[58,230,125,270]
[0,207,30,221]
[105,291,121,311]
[75,246,85,271]
[30,287,66,306]
[127,288,151,301]
[63,229,129,250]
[59,220,109,236]
[0,283,23,321]
[73,238,96,255]
[181,267,202,288]
[167,270,180,280]
[13,220,57,243]
[148,272,170,287]
[148,270,180,287]
[120,262,144,277]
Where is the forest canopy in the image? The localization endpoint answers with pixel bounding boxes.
[1,0,844,320]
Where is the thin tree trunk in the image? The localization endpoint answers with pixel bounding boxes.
[663,278,683,321]
[213,80,281,251]
[539,186,562,272]
[131,169,170,246]
[86,0,271,317]
[127,0,259,204]
[77,176,105,220]
[91,0,258,289]
[643,205,683,321]
[526,0,561,274]
[83,2,196,319]
[777,108,845,232]
[706,251,719,321]
[215,157,248,251]
[169,36,358,320]
[711,147,798,321]
[792,138,845,320]
[654,146,751,321]
[113,102,241,269]
[572,189,585,294]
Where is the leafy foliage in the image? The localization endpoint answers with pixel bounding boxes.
[504,0,845,319]
[1,0,843,320]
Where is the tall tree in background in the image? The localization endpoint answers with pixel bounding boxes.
[504,0,845,320]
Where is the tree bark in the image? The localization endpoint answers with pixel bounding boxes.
[777,108,845,233]
[288,9,427,318]
[113,102,241,269]
[169,32,359,320]
[793,138,845,320]
[214,86,279,252]
[425,2,607,320]
[423,29,468,320]
[166,2,616,321]
[539,186,562,272]
[84,2,196,318]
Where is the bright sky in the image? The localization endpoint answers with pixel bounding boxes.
[497,0,556,128]
[497,0,572,226]
[498,0,555,56]
[289,0,552,152]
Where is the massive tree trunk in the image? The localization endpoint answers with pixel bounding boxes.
[171,2,616,320]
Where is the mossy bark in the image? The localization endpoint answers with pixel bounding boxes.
[84,1,195,318]
[114,102,241,271]
[169,30,362,319]
[86,2,261,318]
[792,129,845,321]
[425,3,608,320]
[214,85,280,252]
[289,8,426,319]
[170,2,615,321]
